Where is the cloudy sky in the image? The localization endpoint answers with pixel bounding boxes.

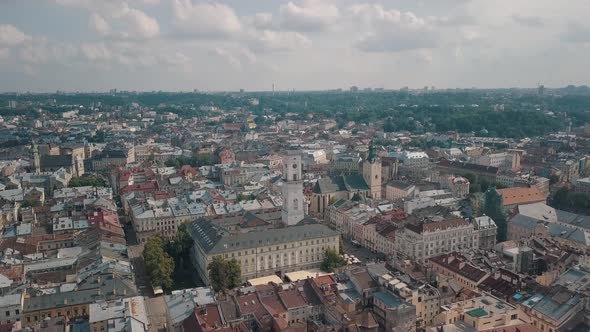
[1,0,589,92]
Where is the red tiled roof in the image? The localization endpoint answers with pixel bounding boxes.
[408,217,469,234]
[429,252,488,283]
[497,187,546,206]
[278,289,308,309]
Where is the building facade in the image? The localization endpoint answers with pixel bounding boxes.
[189,222,340,284]
[281,152,305,226]
[394,218,479,263]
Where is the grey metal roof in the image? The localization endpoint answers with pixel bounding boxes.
[531,287,581,321]
[313,174,369,194]
[509,214,540,229]
[190,221,339,255]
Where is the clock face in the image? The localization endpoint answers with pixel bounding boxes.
[292,164,298,169]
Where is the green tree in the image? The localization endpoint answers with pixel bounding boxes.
[143,236,175,290]
[165,223,193,258]
[339,236,345,255]
[351,193,362,201]
[207,256,242,293]
[483,188,507,242]
[552,188,571,210]
[69,176,107,187]
[550,188,590,213]
[321,248,346,273]
[226,259,242,289]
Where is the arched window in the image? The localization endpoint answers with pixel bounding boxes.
[293,198,299,210]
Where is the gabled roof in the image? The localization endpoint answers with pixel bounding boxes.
[313,174,369,194]
[497,187,546,206]
[190,221,339,255]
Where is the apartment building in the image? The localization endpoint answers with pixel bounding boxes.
[326,200,377,238]
[434,294,520,331]
[394,218,479,263]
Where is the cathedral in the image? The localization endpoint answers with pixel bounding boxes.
[310,141,382,217]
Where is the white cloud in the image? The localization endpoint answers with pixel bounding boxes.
[172,0,242,38]
[3,0,589,91]
[0,48,10,62]
[89,13,111,36]
[248,30,312,52]
[119,7,159,39]
[19,40,79,65]
[80,42,113,62]
[563,23,590,43]
[212,47,243,69]
[511,15,545,27]
[348,4,438,52]
[278,0,339,32]
[55,0,159,39]
[0,24,30,46]
[251,13,275,30]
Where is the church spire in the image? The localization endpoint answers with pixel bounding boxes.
[367,139,377,163]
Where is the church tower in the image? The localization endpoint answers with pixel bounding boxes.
[33,143,40,175]
[362,140,382,199]
[282,151,305,226]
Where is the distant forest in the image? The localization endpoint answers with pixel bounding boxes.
[2,87,590,139]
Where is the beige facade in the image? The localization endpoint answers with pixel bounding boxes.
[190,223,340,284]
[394,219,479,263]
[362,159,382,199]
[385,181,415,201]
[434,294,519,331]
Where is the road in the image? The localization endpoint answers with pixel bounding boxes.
[342,238,385,264]
[122,212,153,297]
[145,297,168,332]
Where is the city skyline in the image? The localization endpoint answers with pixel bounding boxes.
[1,0,590,92]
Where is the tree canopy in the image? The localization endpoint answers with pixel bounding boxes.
[551,188,590,214]
[69,176,107,187]
[164,155,213,168]
[143,236,175,290]
[207,256,242,293]
[482,188,507,242]
[164,223,193,259]
[321,248,346,273]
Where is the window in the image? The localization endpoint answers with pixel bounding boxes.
[5,311,9,316]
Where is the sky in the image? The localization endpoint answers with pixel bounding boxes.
[1,0,590,92]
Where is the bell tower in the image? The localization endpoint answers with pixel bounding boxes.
[282,151,305,226]
[362,140,382,199]
[33,143,40,175]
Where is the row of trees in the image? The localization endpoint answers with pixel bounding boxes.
[143,236,175,289]
[69,176,107,187]
[482,188,508,242]
[551,188,590,214]
[164,155,214,168]
[142,223,194,290]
